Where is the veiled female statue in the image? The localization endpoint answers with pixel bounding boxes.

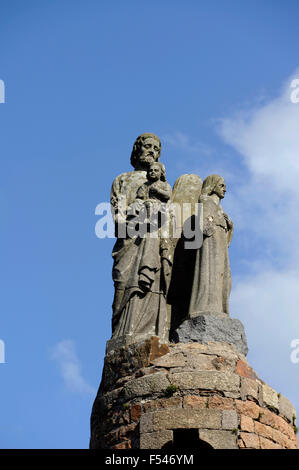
[188,174,234,317]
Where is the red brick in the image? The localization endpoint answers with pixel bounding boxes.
[239,432,260,449]
[235,360,258,380]
[276,415,295,440]
[255,421,273,440]
[259,409,279,430]
[149,337,169,361]
[130,404,142,422]
[272,428,294,448]
[260,437,282,449]
[235,400,260,419]
[240,415,254,433]
[184,396,207,409]
[208,396,234,410]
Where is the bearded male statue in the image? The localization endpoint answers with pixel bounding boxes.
[110,133,162,335]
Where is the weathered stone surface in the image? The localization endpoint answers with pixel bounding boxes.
[276,415,295,439]
[184,396,208,409]
[222,410,238,430]
[259,409,279,429]
[187,176,233,318]
[240,415,254,433]
[236,360,258,380]
[118,423,137,441]
[101,337,169,392]
[235,400,260,420]
[208,396,235,410]
[278,394,296,423]
[140,430,173,449]
[91,341,298,449]
[240,377,259,401]
[142,409,222,433]
[130,404,142,422]
[272,428,294,448]
[223,391,240,399]
[140,413,154,434]
[143,397,182,413]
[239,432,260,449]
[211,356,237,372]
[199,430,238,449]
[151,352,186,368]
[123,372,170,399]
[110,134,171,347]
[259,437,282,449]
[173,314,248,356]
[113,440,132,449]
[185,353,223,371]
[255,421,273,440]
[260,384,279,410]
[169,371,240,393]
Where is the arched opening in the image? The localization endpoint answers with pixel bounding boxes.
[161,429,214,450]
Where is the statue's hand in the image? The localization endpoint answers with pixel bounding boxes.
[203,216,216,237]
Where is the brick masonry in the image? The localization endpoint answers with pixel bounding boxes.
[90,337,298,449]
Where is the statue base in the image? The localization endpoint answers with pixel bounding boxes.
[172,313,248,356]
[90,338,297,449]
[106,332,168,354]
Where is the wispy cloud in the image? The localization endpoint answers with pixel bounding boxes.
[216,68,299,404]
[51,340,96,395]
[218,68,299,259]
[163,131,213,156]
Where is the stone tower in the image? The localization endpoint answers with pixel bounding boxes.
[90,336,297,449]
[90,136,298,450]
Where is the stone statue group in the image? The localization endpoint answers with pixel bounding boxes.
[107,133,234,350]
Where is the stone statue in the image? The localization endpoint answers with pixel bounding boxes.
[110,133,161,331]
[108,134,172,350]
[167,174,203,331]
[188,174,234,317]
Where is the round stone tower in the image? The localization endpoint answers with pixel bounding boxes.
[90,336,298,449]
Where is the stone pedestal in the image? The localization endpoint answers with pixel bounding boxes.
[90,337,298,449]
[172,313,248,356]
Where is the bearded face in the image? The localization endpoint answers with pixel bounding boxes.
[137,137,160,169]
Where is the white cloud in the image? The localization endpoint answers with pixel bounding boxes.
[217,69,299,404]
[218,69,299,258]
[51,340,96,395]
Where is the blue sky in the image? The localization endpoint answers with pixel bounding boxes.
[1,0,299,448]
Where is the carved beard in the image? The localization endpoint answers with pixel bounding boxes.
[138,154,156,168]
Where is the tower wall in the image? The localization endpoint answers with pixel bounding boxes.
[90,337,298,449]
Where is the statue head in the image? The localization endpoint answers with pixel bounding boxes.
[147,162,166,183]
[201,174,226,199]
[130,133,161,170]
